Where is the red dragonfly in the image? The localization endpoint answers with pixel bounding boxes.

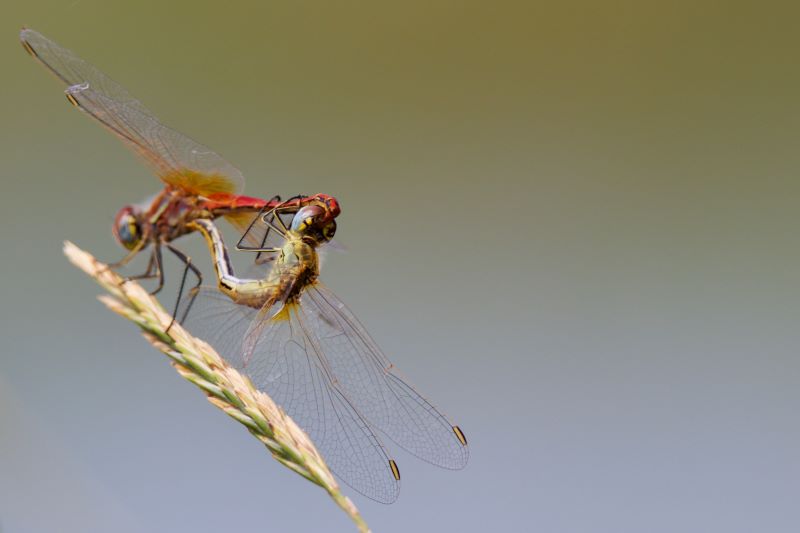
[21,28,340,321]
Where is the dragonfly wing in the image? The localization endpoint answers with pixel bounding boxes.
[21,29,245,196]
[182,289,401,503]
[66,84,244,195]
[21,28,146,113]
[303,284,469,470]
[181,287,258,358]
[247,304,400,502]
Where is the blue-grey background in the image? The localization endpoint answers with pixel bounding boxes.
[2,1,799,532]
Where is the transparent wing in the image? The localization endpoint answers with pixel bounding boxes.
[183,289,401,503]
[20,28,147,113]
[65,84,244,196]
[180,287,257,360]
[21,28,244,195]
[303,284,469,470]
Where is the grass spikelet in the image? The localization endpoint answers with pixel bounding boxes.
[64,241,370,533]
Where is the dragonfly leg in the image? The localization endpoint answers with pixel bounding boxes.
[237,204,295,254]
[102,238,149,278]
[253,202,288,264]
[236,201,298,264]
[108,235,148,269]
[267,204,300,236]
[235,196,282,252]
[147,243,165,295]
[107,246,141,269]
[124,247,158,281]
[117,242,162,293]
[253,203,306,263]
[164,243,202,331]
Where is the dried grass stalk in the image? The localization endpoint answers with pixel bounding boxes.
[63,241,370,533]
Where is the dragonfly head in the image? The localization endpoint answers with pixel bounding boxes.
[112,205,145,250]
[291,205,337,245]
[310,193,341,220]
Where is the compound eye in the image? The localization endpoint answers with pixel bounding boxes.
[113,207,142,250]
[291,205,325,232]
[120,216,140,247]
[322,220,337,241]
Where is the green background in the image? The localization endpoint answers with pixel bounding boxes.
[2,1,799,532]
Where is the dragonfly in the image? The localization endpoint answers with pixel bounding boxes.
[182,207,469,503]
[20,28,340,322]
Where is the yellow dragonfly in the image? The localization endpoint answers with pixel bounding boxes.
[183,206,468,502]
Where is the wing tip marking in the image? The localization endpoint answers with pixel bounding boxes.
[453,425,468,446]
[65,92,80,107]
[21,37,36,58]
[389,459,401,481]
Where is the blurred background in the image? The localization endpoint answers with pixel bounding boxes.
[2,1,800,532]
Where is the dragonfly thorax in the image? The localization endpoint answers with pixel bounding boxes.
[275,235,320,290]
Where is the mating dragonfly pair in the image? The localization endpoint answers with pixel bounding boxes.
[22,29,468,503]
